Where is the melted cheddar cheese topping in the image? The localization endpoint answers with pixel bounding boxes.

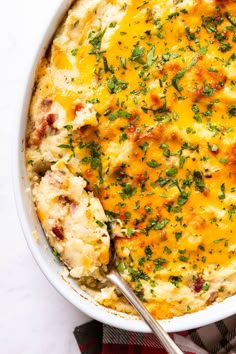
[26,0,236,319]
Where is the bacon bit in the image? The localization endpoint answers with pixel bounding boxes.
[127,124,137,133]
[194,87,203,101]
[85,185,93,192]
[136,173,148,182]
[193,277,204,292]
[135,126,164,143]
[170,131,179,141]
[27,114,57,146]
[215,0,230,8]
[37,119,48,138]
[155,209,162,220]
[187,214,205,230]
[229,107,236,116]
[46,113,58,125]
[164,201,174,209]
[138,241,146,249]
[70,203,79,214]
[146,264,152,271]
[41,98,53,108]
[207,291,218,305]
[52,225,64,240]
[165,62,181,73]
[227,144,236,165]
[160,229,167,241]
[232,147,236,164]
[133,214,146,227]
[150,94,161,106]
[75,101,84,112]
[203,189,209,197]
[28,120,48,146]
[130,110,139,119]
[210,146,219,155]
[212,80,226,91]
[114,166,126,179]
[84,169,93,178]
[58,195,71,205]
[195,79,226,100]
[100,192,109,201]
[80,125,89,134]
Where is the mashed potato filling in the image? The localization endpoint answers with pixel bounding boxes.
[26,0,236,319]
[33,161,109,280]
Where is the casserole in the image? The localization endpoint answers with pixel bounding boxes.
[13,0,236,332]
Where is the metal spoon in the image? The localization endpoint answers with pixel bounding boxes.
[105,242,184,354]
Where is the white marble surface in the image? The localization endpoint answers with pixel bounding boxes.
[0,1,90,353]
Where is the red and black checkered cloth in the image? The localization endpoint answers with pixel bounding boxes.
[74,315,236,354]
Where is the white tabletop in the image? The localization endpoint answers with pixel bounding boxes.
[0,1,91,353]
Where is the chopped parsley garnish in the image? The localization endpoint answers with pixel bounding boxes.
[109,109,131,121]
[218,183,226,200]
[71,48,78,56]
[146,159,161,168]
[172,58,198,92]
[119,183,137,199]
[129,44,145,64]
[169,275,182,288]
[107,75,129,93]
[193,170,205,192]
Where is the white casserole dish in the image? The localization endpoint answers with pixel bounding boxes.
[13,0,236,333]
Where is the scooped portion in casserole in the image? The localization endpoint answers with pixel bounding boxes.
[26,0,236,319]
[33,160,110,281]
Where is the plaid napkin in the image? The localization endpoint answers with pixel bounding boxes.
[74,315,236,354]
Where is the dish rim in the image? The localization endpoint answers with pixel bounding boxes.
[12,0,236,333]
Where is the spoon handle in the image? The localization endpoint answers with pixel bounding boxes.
[106,270,184,354]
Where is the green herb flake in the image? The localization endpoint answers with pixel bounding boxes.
[193,170,205,192]
[169,275,182,288]
[120,183,137,199]
[146,159,161,168]
[172,58,198,93]
[144,205,153,214]
[146,218,170,231]
[127,228,134,237]
[64,124,73,131]
[178,191,190,206]
[107,75,129,94]
[153,257,167,271]
[202,81,216,96]
[52,247,61,259]
[117,262,126,273]
[211,143,219,152]
[228,105,236,117]
[109,109,131,121]
[96,220,104,227]
[130,45,145,64]
[218,183,226,200]
[219,158,228,164]
[166,167,178,177]
[71,48,78,56]
[202,281,210,291]
[145,245,152,259]
[175,231,182,241]
[147,45,156,67]
[164,246,172,254]
[198,46,208,55]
